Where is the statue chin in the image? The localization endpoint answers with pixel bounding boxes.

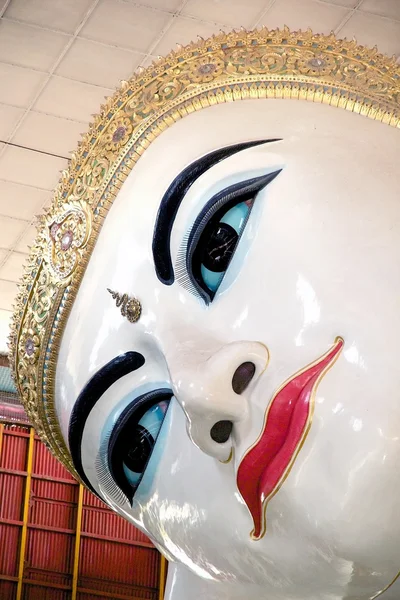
[11,29,400,600]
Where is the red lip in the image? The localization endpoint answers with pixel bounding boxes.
[237,337,344,540]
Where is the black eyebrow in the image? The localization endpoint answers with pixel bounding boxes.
[152,139,280,285]
[68,352,145,494]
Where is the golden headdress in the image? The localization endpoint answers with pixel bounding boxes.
[8,28,400,478]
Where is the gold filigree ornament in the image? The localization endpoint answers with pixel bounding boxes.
[107,289,142,324]
[46,202,92,281]
[8,28,400,480]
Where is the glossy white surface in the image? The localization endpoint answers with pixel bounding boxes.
[56,99,400,599]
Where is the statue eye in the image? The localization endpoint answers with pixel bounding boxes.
[107,390,171,503]
[182,171,281,303]
[194,201,251,296]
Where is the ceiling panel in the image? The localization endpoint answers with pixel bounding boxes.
[12,111,86,158]
[0,215,27,249]
[80,0,172,52]
[0,0,399,351]
[0,0,8,15]
[0,20,70,72]
[339,10,400,56]
[0,104,24,139]
[0,180,51,221]
[152,16,223,56]
[0,145,67,189]
[0,251,28,282]
[0,279,18,311]
[33,76,114,122]
[182,0,269,28]
[15,223,38,254]
[0,62,47,108]
[56,38,145,88]
[357,0,400,21]
[4,0,95,34]
[139,0,184,10]
[319,0,358,7]
[258,0,350,33]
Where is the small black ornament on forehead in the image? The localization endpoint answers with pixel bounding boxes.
[107,289,141,323]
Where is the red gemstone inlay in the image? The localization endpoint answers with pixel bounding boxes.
[237,338,344,540]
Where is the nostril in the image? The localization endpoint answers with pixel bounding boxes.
[232,362,256,394]
[210,420,233,443]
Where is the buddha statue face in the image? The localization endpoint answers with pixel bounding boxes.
[10,29,400,600]
[54,99,400,598]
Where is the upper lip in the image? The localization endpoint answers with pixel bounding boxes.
[236,337,344,540]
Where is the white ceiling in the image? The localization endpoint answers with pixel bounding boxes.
[0,0,399,352]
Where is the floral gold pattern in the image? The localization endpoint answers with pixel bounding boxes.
[23,332,40,363]
[8,28,400,484]
[46,203,91,281]
[294,51,337,76]
[102,116,133,151]
[188,54,225,82]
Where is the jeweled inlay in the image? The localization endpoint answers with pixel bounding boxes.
[308,57,326,68]
[112,126,126,143]
[25,338,35,356]
[50,223,59,239]
[198,63,216,74]
[61,230,74,251]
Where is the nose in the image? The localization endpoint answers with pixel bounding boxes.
[168,342,269,461]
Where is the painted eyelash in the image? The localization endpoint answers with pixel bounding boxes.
[95,429,130,507]
[175,231,204,300]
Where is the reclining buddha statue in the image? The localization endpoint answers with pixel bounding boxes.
[9,27,400,600]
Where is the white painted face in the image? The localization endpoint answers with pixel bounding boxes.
[56,99,400,599]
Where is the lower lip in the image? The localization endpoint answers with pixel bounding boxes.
[237,337,344,540]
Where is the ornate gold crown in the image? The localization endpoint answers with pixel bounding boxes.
[8,27,400,478]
